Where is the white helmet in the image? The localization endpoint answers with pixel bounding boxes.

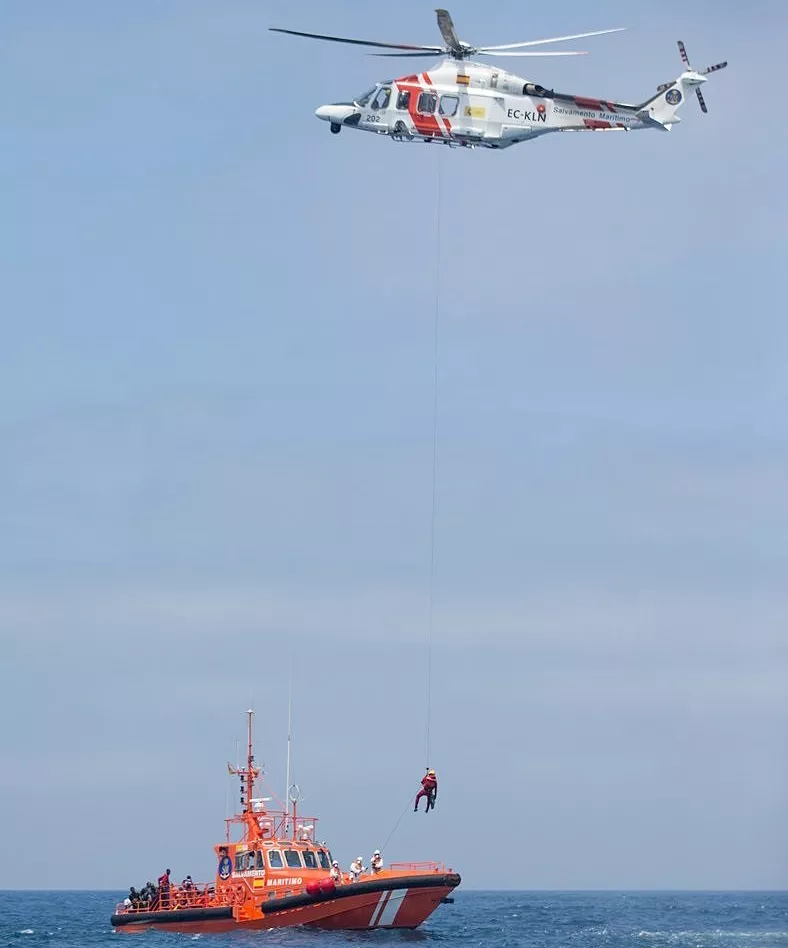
[374,850,380,855]
[332,860,338,866]
[357,856,363,861]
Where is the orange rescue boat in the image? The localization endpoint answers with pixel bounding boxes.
[111,711,460,933]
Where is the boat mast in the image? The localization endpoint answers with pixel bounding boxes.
[225,709,264,843]
[245,708,255,812]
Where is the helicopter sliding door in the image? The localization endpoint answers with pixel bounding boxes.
[456,94,501,141]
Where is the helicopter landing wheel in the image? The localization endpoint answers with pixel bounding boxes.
[330,122,341,134]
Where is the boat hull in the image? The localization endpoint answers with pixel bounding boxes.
[112,873,460,932]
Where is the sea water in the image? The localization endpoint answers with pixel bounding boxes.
[1,891,787,948]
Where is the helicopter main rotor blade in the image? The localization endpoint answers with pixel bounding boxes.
[269,27,441,53]
[677,40,691,66]
[480,27,625,52]
[478,50,588,57]
[372,48,588,57]
[696,87,708,113]
[436,8,463,56]
[370,51,448,58]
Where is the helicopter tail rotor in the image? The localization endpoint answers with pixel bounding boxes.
[652,42,727,118]
[676,40,728,114]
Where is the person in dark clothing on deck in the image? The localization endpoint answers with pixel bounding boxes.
[157,869,172,908]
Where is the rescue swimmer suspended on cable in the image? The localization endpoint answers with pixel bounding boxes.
[414,769,438,813]
[270,10,727,149]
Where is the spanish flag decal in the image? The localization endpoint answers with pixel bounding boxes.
[456,74,470,85]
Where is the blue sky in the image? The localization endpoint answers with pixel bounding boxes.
[1,0,786,890]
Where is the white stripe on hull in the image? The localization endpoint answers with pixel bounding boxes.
[376,889,408,927]
[370,890,390,927]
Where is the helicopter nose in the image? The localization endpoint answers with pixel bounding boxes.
[315,103,358,124]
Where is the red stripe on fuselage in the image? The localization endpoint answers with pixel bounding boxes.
[575,96,603,111]
[397,80,443,138]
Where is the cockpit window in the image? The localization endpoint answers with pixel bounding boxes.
[303,850,318,869]
[284,849,303,869]
[371,87,391,110]
[396,90,411,110]
[317,850,330,870]
[354,87,376,107]
[268,850,283,869]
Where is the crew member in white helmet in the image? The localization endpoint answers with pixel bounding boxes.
[370,850,383,874]
[329,860,342,884]
[349,856,365,881]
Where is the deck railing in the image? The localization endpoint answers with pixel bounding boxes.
[225,807,320,843]
[116,882,217,914]
[389,861,445,873]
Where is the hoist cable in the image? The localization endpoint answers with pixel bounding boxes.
[425,151,442,769]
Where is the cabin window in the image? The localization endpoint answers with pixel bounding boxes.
[371,87,391,110]
[417,92,437,114]
[355,87,375,107]
[439,95,459,117]
[234,852,248,871]
[396,90,411,110]
[268,850,283,869]
[317,850,330,870]
[255,851,265,870]
[284,849,303,869]
[303,850,318,869]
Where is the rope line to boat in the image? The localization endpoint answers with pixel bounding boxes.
[425,150,442,769]
[381,797,415,851]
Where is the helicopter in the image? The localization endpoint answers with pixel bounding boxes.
[270,10,727,150]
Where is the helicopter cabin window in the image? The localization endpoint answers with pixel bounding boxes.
[355,87,376,107]
[417,92,437,114]
[439,95,459,117]
[396,90,411,110]
[284,849,303,869]
[317,850,330,870]
[303,850,318,869]
[371,86,391,110]
[267,850,283,869]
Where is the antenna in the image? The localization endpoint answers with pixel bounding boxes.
[285,657,293,836]
[288,783,302,841]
